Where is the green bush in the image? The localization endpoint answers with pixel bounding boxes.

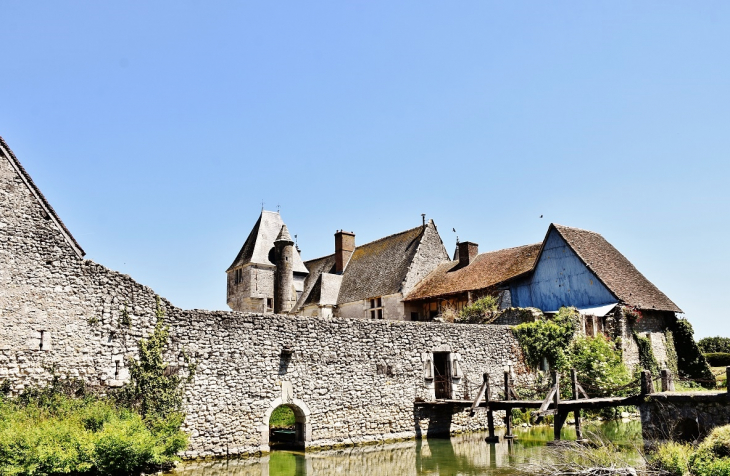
[698,336,730,354]
[0,297,192,475]
[456,295,499,323]
[513,307,578,371]
[0,393,187,475]
[569,334,632,397]
[689,425,730,475]
[650,441,692,476]
[704,353,730,367]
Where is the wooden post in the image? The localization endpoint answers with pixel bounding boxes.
[504,369,514,439]
[553,371,561,440]
[641,370,655,395]
[571,368,582,441]
[485,373,499,443]
[661,368,674,392]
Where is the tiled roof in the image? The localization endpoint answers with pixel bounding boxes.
[227,211,308,274]
[337,226,426,304]
[0,135,85,258]
[404,243,541,301]
[293,254,337,310]
[551,224,682,313]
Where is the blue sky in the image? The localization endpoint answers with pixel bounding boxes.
[1,2,728,338]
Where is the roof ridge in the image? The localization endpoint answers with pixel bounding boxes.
[355,224,424,249]
[475,242,543,258]
[0,135,85,258]
[552,223,603,236]
[303,253,335,265]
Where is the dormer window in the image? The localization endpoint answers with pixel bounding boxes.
[369,297,383,319]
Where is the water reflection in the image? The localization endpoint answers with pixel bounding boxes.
[170,421,642,476]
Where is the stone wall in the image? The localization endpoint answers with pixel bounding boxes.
[0,145,528,458]
[640,392,730,444]
[166,311,526,458]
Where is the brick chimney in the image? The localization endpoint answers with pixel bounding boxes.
[335,230,355,274]
[458,241,478,267]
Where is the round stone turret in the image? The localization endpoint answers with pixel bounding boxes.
[274,224,295,314]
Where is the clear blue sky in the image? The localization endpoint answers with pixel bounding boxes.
[1,2,728,338]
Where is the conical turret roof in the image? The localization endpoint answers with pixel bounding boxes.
[275,224,293,243]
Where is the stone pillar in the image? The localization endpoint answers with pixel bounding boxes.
[274,225,295,314]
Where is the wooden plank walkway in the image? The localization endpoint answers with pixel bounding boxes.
[415,369,660,443]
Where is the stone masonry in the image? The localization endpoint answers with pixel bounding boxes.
[0,139,528,458]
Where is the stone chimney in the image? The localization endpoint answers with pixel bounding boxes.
[458,241,478,267]
[335,230,355,274]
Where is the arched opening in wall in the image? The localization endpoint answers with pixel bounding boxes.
[673,417,701,442]
[269,404,307,450]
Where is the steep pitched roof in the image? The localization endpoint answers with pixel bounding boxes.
[404,243,541,301]
[550,224,681,313]
[227,211,308,273]
[337,226,426,304]
[293,254,337,311]
[0,135,85,258]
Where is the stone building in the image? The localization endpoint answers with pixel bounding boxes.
[404,223,683,369]
[226,210,309,314]
[294,220,450,320]
[228,212,451,320]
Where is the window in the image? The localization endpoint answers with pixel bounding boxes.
[234,268,243,285]
[369,297,383,319]
[267,298,273,310]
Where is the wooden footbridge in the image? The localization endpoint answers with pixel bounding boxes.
[416,368,676,443]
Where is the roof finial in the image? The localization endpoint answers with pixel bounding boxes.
[421,213,426,227]
[277,203,280,213]
[261,200,264,212]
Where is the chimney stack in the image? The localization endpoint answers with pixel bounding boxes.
[458,241,478,267]
[335,230,355,274]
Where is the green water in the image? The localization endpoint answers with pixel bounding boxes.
[170,421,643,476]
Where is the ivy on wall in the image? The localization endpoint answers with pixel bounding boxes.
[671,319,714,388]
[634,332,660,377]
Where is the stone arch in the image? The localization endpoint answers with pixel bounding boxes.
[261,397,312,451]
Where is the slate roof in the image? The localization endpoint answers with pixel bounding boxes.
[293,254,337,310]
[404,243,541,301]
[227,211,308,273]
[550,224,682,313]
[0,135,85,258]
[337,226,426,304]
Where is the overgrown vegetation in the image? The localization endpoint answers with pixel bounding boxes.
[704,353,730,367]
[513,307,634,398]
[634,332,660,378]
[512,307,578,371]
[698,336,730,354]
[454,295,499,323]
[671,319,714,388]
[269,406,296,428]
[651,425,730,476]
[0,296,193,476]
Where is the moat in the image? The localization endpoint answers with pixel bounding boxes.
[169,421,643,475]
